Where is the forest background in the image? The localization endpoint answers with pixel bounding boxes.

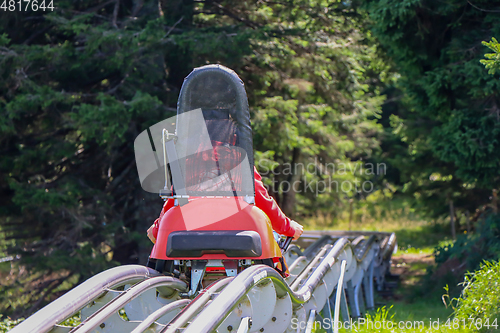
[1,0,500,321]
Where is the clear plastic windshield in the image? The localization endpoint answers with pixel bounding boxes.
[134,65,255,199]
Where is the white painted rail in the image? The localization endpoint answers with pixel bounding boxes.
[9,232,397,333]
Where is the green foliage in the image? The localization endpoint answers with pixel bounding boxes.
[0,0,390,317]
[59,313,81,327]
[423,213,500,306]
[0,315,24,333]
[481,38,500,75]
[333,305,471,332]
[453,260,500,331]
[434,213,500,273]
[345,306,394,332]
[0,0,177,317]
[216,0,392,217]
[432,109,500,186]
[361,0,500,217]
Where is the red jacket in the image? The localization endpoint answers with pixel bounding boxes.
[151,167,294,239]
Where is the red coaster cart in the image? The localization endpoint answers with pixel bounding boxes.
[145,65,291,295]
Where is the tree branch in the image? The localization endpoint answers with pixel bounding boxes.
[206,1,259,29]
[85,0,117,13]
[467,1,500,12]
[23,274,72,317]
[105,160,135,193]
[23,26,51,45]
[131,0,144,17]
[164,17,183,38]
[112,0,120,28]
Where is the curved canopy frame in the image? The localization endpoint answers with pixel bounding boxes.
[174,65,255,198]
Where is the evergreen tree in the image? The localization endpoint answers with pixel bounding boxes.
[0,0,388,316]
[362,0,500,217]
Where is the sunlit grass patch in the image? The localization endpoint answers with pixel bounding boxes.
[451,260,500,331]
[313,306,473,332]
[0,315,24,333]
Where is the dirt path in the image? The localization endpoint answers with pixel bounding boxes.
[390,252,435,293]
[380,252,455,322]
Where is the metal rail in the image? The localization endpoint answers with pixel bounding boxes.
[177,237,354,333]
[177,265,305,333]
[10,232,397,333]
[130,299,190,333]
[333,260,348,333]
[9,265,161,333]
[354,235,377,261]
[294,238,350,297]
[70,276,187,333]
[162,277,234,332]
[381,232,397,260]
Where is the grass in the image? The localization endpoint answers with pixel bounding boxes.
[452,260,500,329]
[311,306,474,333]
[386,298,453,324]
[0,261,11,274]
[305,202,475,332]
[0,315,24,333]
[375,259,455,330]
[304,201,453,255]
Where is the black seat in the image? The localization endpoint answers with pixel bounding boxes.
[166,230,262,257]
